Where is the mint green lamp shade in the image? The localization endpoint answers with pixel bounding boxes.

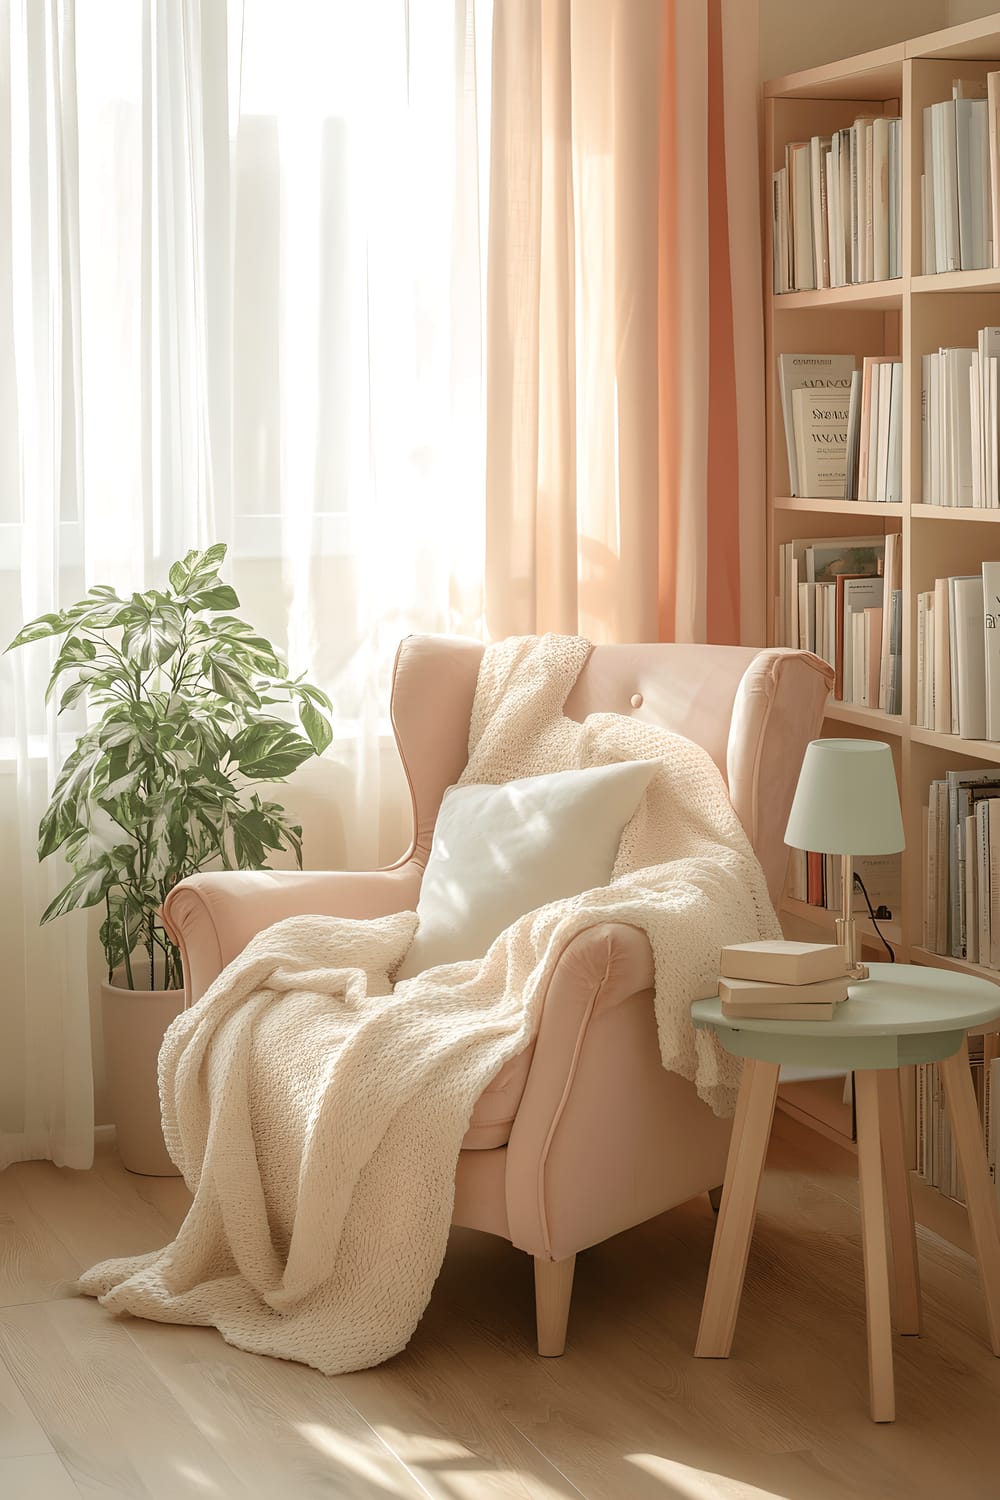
[784,739,904,856]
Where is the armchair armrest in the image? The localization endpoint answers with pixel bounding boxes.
[503,920,730,1259]
[162,863,423,1006]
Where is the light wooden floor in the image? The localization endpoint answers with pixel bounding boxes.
[1,1117,999,1500]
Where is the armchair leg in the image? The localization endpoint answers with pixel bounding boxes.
[534,1254,576,1356]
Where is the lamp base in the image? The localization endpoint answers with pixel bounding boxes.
[847,961,870,983]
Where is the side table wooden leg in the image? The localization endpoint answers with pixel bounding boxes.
[875,1068,921,1336]
[941,1038,1000,1356]
[855,1070,895,1422]
[695,1058,780,1359]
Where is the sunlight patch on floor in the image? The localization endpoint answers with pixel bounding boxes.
[296,1422,413,1491]
[627,1452,787,1500]
[172,1462,225,1493]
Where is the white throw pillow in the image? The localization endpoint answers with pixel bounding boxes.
[394,759,657,980]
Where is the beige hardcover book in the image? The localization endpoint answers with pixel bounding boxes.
[990,73,1000,270]
[720,975,849,1007]
[933,575,952,733]
[792,386,851,498]
[720,940,846,985]
[720,997,844,1022]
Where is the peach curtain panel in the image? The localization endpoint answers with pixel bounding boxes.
[485,0,765,646]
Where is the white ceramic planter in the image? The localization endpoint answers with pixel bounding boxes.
[100,981,184,1176]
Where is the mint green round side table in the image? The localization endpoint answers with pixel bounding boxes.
[691,963,1000,1423]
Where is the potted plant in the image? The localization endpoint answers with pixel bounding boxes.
[6,543,333,1173]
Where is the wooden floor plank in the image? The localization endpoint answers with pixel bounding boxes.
[0,1349,55,1460]
[125,1319,437,1500]
[0,1171,80,1308]
[0,1298,244,1498]
[4,1157,186,1272]
[1,1122,1000,1498]
[0,1453,81,1499]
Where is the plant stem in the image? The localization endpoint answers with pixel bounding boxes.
[105,894,113,985]
[148,914,155,990]
[123,941,135,990]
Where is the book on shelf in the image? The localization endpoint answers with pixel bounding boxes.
[778,532,884,653]
[777,354,855,496]
[922,325,1000,510]
[776,534,898,707]
[786,851,901,925]
[923,90,993,273]
[924,770,1000,960]
[915,1038,991,1205]
[773,117,901,292]
[778,353,900,503]
[827,851,901,920]
[985,560,1000,740]
[879,533,902,713]
[841,575,883,705]
[915,564,1000,739]
[990,1057,1000,1204]
[791,386,851,498]
[950,770,1000,958]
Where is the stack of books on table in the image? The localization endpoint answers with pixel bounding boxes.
[719,941,849,1021]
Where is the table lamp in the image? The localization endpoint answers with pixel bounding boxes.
[784,738,904,982]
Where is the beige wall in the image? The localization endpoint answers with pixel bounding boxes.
[947,2,1000,22]
[760,0,948,81]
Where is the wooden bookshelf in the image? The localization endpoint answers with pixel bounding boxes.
[765,13,1000,1207]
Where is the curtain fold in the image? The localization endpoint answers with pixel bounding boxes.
[658,0,765,645]
[1,0,490,1167]
[486,0,764,646]
[2,0,94,1168]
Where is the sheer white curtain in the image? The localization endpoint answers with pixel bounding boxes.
[0,0,489,1168]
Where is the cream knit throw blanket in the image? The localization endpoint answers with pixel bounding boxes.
[79,634,779,1373]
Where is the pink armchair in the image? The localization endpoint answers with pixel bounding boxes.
[163,637,832,1356]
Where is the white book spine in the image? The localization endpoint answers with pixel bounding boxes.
[984,560,1000,740]
[955,575,988,741]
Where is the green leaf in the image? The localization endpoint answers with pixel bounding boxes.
[231,722,315,780]
[38,741,102,858]
[99,765,144,803]
[122,604,185,669]
[198,542,228,573]
[45,635,98,702]
[298,699,333,754]
[59,678,91,712]
[6,613,71,651]
[207,655,260,708]
[293,681,334,711]
[237,743,315,781]
[231,821,265,868]
[190,584,239,612]
[40,862,115,924]
[98,719,137,751]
